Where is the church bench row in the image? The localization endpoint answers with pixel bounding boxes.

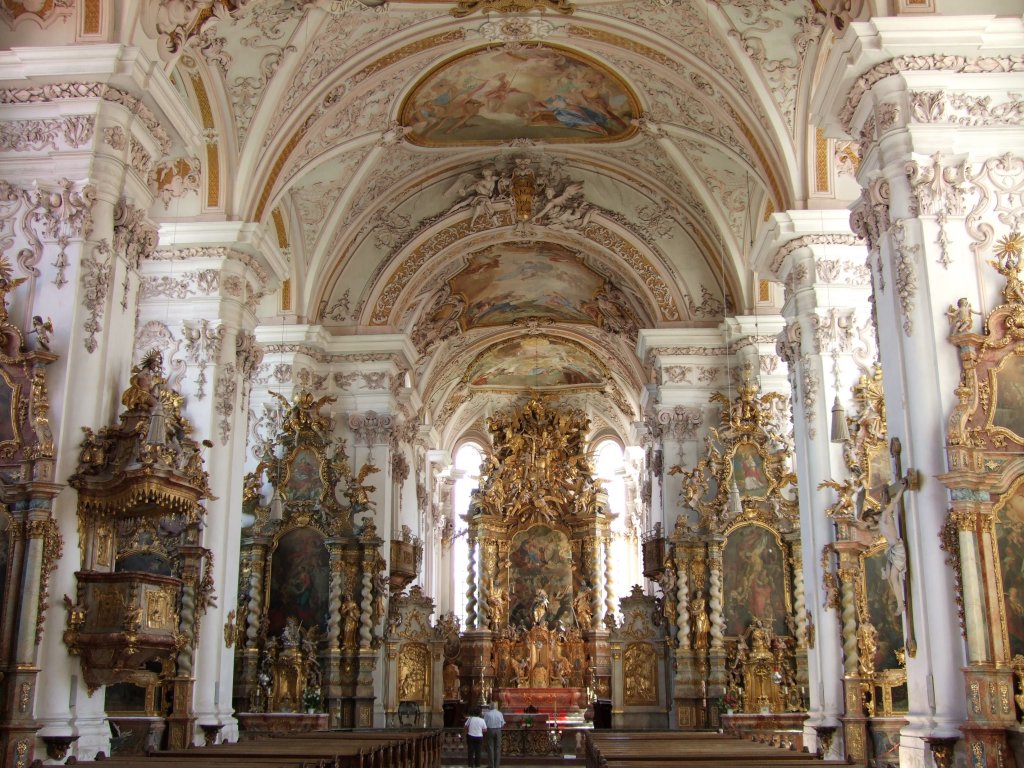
[62,729,441,768]
[582,731,843,767]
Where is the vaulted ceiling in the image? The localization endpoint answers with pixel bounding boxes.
[121,0,844,441]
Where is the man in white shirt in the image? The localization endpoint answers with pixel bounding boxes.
[465,707,487,768]
[482,701,506,768]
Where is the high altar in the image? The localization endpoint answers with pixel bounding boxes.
[455,399,610,718]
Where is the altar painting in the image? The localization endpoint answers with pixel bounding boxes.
[990,354,1024,442]
[862,546,904,670]
[864,444,894,509]
[267,528,330,636]
[731,443,769,498]
[444,242,603,330]
[723,524,788,636]
[508,525,572,627]
[467,336,603,388]
[285,448,323,503]
[996,488,1024,656]
[0,371,16,446]
[401,44,638,145]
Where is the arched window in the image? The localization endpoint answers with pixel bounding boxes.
[593,439,641,613]
[450,442,484,625]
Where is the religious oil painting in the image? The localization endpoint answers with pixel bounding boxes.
[401,44,639,145]
[268,528,330,636]
[117,552,173,576]
[990,354,1024,442]
[723,524,788,637]
[116,528,174,575]
[0,371,17,447]
[996,488,1024,656]
[442,242,605,330]
[466,336,604,388]
[285,448,323,503]
[864,445,894,510]
[731,443,769,499]
[508,524,572,628]
[862,546,904,671]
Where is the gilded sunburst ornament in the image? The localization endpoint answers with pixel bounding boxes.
[995,231,1024,260]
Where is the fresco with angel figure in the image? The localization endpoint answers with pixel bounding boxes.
[438,242,605,329]
[466,336,604,388]
[401,44,638,145]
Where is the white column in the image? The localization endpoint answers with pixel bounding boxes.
[753,210,872,758]
[813,17,1024,760]
[141,227,279,743]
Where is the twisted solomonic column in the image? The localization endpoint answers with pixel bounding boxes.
[708,543,725,650]
[359,568,374,648]
[466,538,478,630]
[839,565,859,676]
[676,563,690,649]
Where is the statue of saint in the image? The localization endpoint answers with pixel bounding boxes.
[692,594,709,650]
[574,587,593,630]
[340,594,359,649]
[487,590,507,631]
[749,619,771,657]
[122,350,164,414]
[532,589,549,627]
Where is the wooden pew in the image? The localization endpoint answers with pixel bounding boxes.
[583,731,846,768]
[59,729,442,768]
[63,757,333,768]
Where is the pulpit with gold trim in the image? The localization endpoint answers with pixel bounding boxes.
[67,350,216,750]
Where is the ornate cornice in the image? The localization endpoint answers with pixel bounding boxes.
[0,82,171,153]
[148,246,269,289]
[839,55,1024,133]
[768,234,862,276]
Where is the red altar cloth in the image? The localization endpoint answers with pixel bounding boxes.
[497,687,582,714]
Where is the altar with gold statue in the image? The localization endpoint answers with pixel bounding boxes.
[451,399,609,719]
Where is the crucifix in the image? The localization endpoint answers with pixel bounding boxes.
[878,437,920,657]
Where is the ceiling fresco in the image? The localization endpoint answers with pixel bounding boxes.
[100,0,857,438]
[436,242,606,330]
[464,336,606,388]
[400,43,639,145]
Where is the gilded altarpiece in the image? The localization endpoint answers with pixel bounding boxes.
[819,365,913,765]
[67,350,216,751]
[234,392,384,729]
[938,232,1024,766]
[668,380,806,733]
[460,399,607,713]
[0,259,61,768]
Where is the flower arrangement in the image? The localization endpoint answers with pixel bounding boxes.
[716,692,740,713]
[302,686,322,712]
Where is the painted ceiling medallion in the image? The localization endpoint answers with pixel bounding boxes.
[464,335,605,388]
[400,44,639,145]
[437,242,607,330]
